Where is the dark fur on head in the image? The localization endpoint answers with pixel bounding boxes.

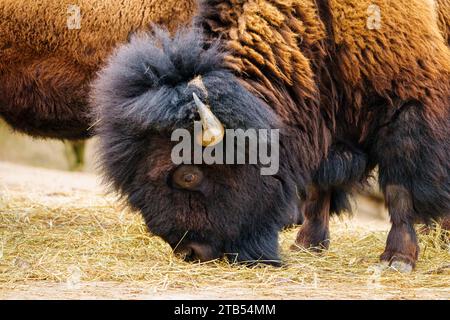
[92,28,302,265]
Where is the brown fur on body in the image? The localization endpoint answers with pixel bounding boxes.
[0,0,447,141]
[0,0,196,139]
[200,0,449,133]
[0,0,447,140]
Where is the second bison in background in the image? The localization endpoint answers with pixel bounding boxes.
[93,0,450,270]
[0,0,196,139]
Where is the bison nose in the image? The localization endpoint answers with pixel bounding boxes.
[175,243,215,262]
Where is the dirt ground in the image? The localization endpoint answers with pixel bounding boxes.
[0,161,449,300]
[3,280,450,300]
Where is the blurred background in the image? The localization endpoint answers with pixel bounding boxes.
[0,119,96,172]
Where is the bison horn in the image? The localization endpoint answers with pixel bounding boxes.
[193,92,224,147]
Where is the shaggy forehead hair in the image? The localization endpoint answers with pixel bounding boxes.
[91,27,280,135]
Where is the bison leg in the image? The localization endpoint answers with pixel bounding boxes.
[380,185,418,271]
[64,140,86,171]
[374,103,450,270]
[292,143,369,251]
[292,186,331,251]
[291,143,369,251]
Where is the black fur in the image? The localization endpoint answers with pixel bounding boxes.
[314,143,369,215]
[373,102,450,223]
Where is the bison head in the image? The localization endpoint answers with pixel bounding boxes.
[91,28,305,265]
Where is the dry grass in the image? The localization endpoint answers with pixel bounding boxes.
[0,185,449,299]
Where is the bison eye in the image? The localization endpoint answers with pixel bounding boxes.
[172,165,204,190]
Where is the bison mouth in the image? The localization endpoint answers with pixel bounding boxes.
[169,228,282,266]
[173,242,221,262]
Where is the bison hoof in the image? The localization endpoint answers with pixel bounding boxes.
[380,251,416,273]
[369,260,413,274]
[290,241,330,253]
[390,260,413,273]
[290,230,330,252]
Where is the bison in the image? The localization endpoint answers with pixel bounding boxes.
[0,0,196,139]
[1,0,450,270]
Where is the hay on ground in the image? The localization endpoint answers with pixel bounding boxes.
[0,187,449,299]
